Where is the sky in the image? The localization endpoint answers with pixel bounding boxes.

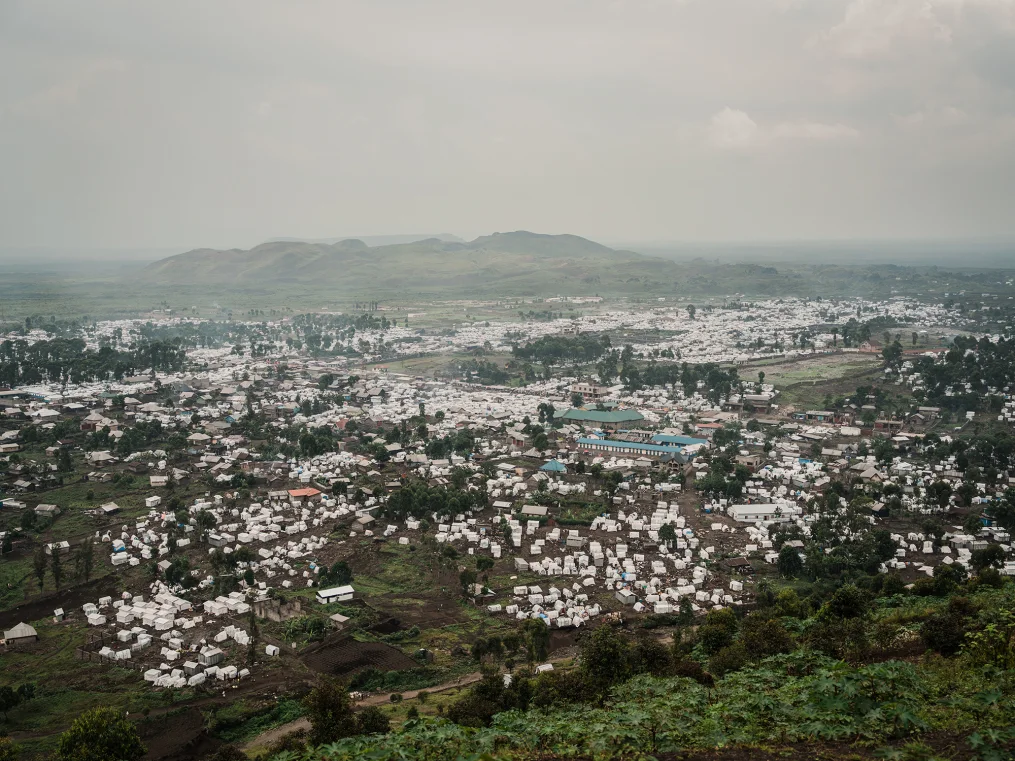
[1,0,1014,252]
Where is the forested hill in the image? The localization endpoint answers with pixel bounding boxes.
[138,231,1015,300]
[139,231,663,296]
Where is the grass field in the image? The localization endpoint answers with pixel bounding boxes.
[365,352,514,378]
[739,353,884,411]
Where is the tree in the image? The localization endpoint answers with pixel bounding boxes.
[970,544,1006,573]
[687,304,696,320]
[522,618,551,662]
[57,448,73,472]
[777,544,803,578]
[821,584,870,620]
[57,707,146,761]
[739,613,793,659]
[195,509,217,538]
[962,513,983,536]
[246,607,259,666]
[579,625,632,699]
[0,686,20,720]
[926,481,953,510]
[921,596,972,655]
[33,544,47,590]
[327,561,353,586]
[75,537,95,581]
[303,678,357,746]
[570,392,584,408]
[459,568,478,596]
[658,523,677,548]
[51,547,63,588]
[882,341,903,365]
[356,706,390,735]
[757,371,765,386]
[696,608,739,655]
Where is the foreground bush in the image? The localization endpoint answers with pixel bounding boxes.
[265,649,1015,761]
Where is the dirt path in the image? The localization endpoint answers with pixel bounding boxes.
[243,671,485,751]
[244,647,582,753]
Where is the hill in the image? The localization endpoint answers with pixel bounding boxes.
[138,231,674,298]
[132,230,1015,304]
[267,233,465,247]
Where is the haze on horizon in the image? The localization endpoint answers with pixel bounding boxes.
[1,0,1014,255]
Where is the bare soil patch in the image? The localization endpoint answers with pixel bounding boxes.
[301,634,418,678]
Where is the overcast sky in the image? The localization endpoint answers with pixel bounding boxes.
[1,0,1014,251]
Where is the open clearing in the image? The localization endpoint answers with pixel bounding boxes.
[739,352,883,411]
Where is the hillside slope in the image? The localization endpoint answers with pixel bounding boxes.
[134,231,1015,301]
[139,231,671,297]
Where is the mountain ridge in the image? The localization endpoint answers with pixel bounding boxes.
[138,231,658,294]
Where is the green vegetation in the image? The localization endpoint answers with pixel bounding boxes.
[265,577,1015,761]
[511,334,611,366]
[206,699,305,744]
[383,482,486,521]
[3,236,1014,322]
[0,337,184,385]
[910,335,1015,413]
[56,707,146,761]
[302,678,389,746]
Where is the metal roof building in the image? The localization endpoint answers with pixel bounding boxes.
[559,408,645,429]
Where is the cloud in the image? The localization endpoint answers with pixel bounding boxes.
[1,0,1014,246]
[708,107,760,148]
[773,121,860,139]
[12,58,128,114]
[819,0,1015,59]
[821,0,952,58]
[894,106,969,129]
[709,109,859,149]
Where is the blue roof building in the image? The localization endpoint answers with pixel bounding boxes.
[539,459,568,473]
[576,438,696,462]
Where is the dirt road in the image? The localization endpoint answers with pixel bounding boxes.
[243,671,485,752]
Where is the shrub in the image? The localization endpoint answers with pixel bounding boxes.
[696,608,739,655]
[264,730,307,757]
[921,597,973,655]
[356,706,390,735]
[303,678,358,746]
[739,613,793,659]
[671,658,712,686]
[57,707,146,761]
[709,643,749,676]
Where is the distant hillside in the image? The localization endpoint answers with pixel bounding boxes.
[138,231,673,297]
[135,230,1015,302]
[267,233,465,247]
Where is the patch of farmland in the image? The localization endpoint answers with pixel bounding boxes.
[300,635,417,677]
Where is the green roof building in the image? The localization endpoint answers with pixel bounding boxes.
[559,408,645,430]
